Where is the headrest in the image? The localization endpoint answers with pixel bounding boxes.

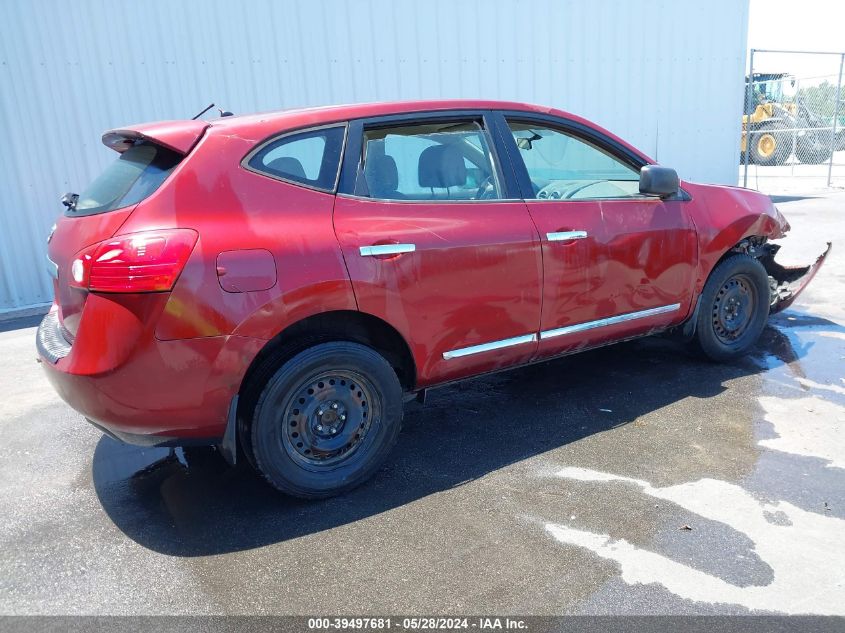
[418,144,466,188]
[365,154,399,195]
[267,156,306,180]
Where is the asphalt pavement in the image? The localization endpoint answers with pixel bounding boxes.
[1,191,843,615]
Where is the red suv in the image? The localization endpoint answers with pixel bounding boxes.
[38,100,829,498]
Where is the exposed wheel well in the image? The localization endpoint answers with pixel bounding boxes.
[719,235,769,265]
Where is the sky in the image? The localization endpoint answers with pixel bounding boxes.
[748,0,845,81]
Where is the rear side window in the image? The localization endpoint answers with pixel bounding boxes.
[356,120,502,201]
[246,126,345,191]
[73,142,181,216]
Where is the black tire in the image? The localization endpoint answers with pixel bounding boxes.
[237,335,325,472]
[797,131,834,164]
[749,121,792,166]
[249,341,403,498]
[693,254,770,362]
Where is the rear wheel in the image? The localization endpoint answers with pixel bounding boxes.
[694,254,770,361]
[249,342,403,498]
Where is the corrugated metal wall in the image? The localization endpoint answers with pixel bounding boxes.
[0,0,749,313]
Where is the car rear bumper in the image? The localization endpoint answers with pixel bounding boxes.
[36,310,72,364]
[83,416,218,447]
[36,305,265,445]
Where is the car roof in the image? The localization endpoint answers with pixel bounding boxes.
[103,99,654,165]
[206,99,557,135]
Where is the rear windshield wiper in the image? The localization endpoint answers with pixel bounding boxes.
[61,192,79,212]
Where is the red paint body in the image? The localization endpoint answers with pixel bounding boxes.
[39,100,795,444]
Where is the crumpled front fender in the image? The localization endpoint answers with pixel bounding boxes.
[761,242,832,314]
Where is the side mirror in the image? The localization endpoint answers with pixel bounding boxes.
[639,165,679,198]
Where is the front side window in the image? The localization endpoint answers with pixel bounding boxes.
[357,120,502,201]
[507,120,641,200]
[73,142,181,216]
[247,126,345,191]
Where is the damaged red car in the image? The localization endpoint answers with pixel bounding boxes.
[37,100,830,498]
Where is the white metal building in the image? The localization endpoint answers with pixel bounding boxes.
[0,0,750,314]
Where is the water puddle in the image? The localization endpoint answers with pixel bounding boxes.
[537,315,845,614]
[546,467,845,614]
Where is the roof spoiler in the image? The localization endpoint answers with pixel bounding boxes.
[102,119,210,155]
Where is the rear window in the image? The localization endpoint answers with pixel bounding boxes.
[71,141,181,216]
[245,125,346,191]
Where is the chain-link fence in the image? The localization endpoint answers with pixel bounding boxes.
[740,49,845,193]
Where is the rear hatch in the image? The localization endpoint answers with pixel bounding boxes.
[47,120,208,338]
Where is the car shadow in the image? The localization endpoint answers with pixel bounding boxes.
[91,317,837,557]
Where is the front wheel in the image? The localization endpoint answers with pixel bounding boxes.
[749,122,792,166]
[693,254,770,362]
[249,342,403,498]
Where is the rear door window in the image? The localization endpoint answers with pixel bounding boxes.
[246,125,346,191]
[356,120,503,201]
[72,142,181,216]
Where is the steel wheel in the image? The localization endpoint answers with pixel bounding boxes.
[694,254,770,362]
[712,274,757,344]
[249,341,403,498]
[282,370,378,470]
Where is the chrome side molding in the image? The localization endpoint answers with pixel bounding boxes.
[540,303,681,339]
[359,244,416,257]
[442,333,537,360]
[442,304,681,360]
[546,231,587,241]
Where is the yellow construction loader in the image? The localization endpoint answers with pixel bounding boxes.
[741,73,797,166]
[742,73,834,166]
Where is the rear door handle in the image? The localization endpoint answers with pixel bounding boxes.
[359,244,416,257]
[546,231,587,242]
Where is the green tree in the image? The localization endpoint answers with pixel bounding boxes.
[795,81,839,119]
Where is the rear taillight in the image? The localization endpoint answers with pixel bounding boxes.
[69,229,198,293]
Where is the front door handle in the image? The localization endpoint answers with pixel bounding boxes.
[359,243,416,257]
[546,231,587,242]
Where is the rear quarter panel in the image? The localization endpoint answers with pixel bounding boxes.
[116,131,357,342]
